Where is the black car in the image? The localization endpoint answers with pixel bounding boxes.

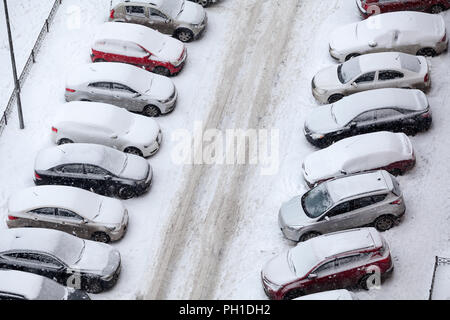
[304,88,432,148]
[34,144,153,200]
[0,228,121,294]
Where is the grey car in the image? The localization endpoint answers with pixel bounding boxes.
[110,0,208,42]
[279,170,405,242]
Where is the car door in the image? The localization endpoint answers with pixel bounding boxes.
[55,208,88,239]
[86,82,113,104]
[347,72,376,95]
[149,8,174,35]
[30,207,60,230]
[124,5,149,26]
[315,201,352,234]
[307,259,338,294]
[1,252,63,281]
[348,196,382,226]
[84,164,113,194]
[333,254,367,288]
[376,70,405,90]
[350,110,378,135]
[110,83,140,112]
[373,108,406,132]
[56,164,85,188]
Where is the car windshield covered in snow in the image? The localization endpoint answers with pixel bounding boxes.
[55,234,85,265]
[338,58,361,84]
[288,243,319,277]
[161,0,184,18]
[400,54,421,73]
[302,183,335,218]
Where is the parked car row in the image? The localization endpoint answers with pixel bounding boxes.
[261,4,448,300]
[0,0,217,300]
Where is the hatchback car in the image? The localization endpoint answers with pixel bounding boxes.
[262,228,393,300]
[279,170,405,242]
[34,144,153,200]
[7,186,129,243]
[329,12,448,62]
[65,63,177,117]
[110,0,207,42]
[312,52,430,104]
[357,0,450,18]
[0,228,121,293]
[51,102,162,158]
[0,270,90,300]
[302,131,415,188]
[91,22,187,77]
[304,88,432,147]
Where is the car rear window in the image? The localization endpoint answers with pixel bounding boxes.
[400,54,421,73]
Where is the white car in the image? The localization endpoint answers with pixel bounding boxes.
[302,131,416,188]
[0,270,90,300]
[65,63,178,117]
[312,52,430,104]
[7,185,129,243]
[51,102,162,157]
[294,289,355,301]
[329,12,448,62]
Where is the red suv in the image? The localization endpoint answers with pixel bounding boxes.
[91,23,187,77]
[357,0,450,18]
[261,228,393,300]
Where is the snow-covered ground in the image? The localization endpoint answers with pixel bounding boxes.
[1,0,450,300]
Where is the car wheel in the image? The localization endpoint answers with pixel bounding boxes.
[57,138,74,145]
[417,48,437,57]
[327,94,344,104]
[403,126,417,136]
[91,232,111,243]
[283,288,305,300]
[299,232,321,242]
[124,147,144,157]
[117,186,135,200]
[176,28,194,43]
[143,105,161,117]
[390,168,403,176]
[374,215,395,232]
[93,58,107,63]
[359,274,373,290]
[430,4,445,14]
[195,0,210,7]
[153,66,171,77]
[345,53,360,61]
[87,279,104,294]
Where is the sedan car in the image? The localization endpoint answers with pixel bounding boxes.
[91,22,187,76]
[65,63,177,117]
[312,52,430,104]
[329,12,448,62]
[0,270,90,300]
[7,186,129,243]
[357,0,450,18]
[34,144,153,200]
[304,88,432,148]
[110,0,207,42]
[262,228,393,300]
[51,102,162,158]
[279,170,405,242]
[302,131,416,188]
[0,228,121,293]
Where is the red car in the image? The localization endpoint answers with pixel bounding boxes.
[357,0,450,18]
[91,23,187,77]
[261,228,393,300]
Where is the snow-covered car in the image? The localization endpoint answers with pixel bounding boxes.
[91,22,187,76]
[261,228,393,300]
[329,12,448,62]
[65,63,177,117]
[34,144,153,200]
[304,88,432,147]
[0,270,90,300]
[357,0,450,18]
[294,289,355,300]
[302,131,416,188]
[110,0,207,42]
[189,0,218,7]
[279,170,405,242]
[0,228,121,294]
[7,185,129,243]
[51,102,162,158]
[312,52,430,104]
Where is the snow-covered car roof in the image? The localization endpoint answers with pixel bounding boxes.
[0,228,84,266]
[8,185,103,220]
[35,143,128,176]
[66,63,165,95]
[357,52,424,74]
[326,170,393,203]
[0,270,66,300]
[332,88,428,126]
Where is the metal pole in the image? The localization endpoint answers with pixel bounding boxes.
[3,0,24,129]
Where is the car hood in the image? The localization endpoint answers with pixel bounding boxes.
[147,75,175,101]
[303,150,342,185]
[120,155,150,181]
[94,198,125,225]
[124,117,160,146]
[177,1,205,25]
[304,105,341,134]
[280,196,315,227]
[263,251,298,286]
[330,23,361,53]
[313,65,342,91]
[157,37,185,64]
[74,241,113,275]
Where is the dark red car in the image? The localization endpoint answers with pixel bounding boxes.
[357,0,450,18]
[261,228,393,300]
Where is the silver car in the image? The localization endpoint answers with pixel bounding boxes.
[110,0,208,42]
[279,170,405,242]
[66,63,177,117]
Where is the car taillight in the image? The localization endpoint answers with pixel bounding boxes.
[8,216,18,221]
[421,112,431,118]
[424,74,429,83]
[110,9,115,19]
[52,127,58,133]
[65,88,75,93]
[34,172,42,180]
[391,199,402,205]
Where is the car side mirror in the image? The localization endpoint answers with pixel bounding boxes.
[369,41,377,48]
[340,170,348,175]
[349,122,357,129]
[308,274,318,280]
[165,18,171,24]
[325,216,330,222]
[110,135,118,140]
[82,219,89,224]
[133,93,142,98]
[351,82,358,88]
[104,175,113,181]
